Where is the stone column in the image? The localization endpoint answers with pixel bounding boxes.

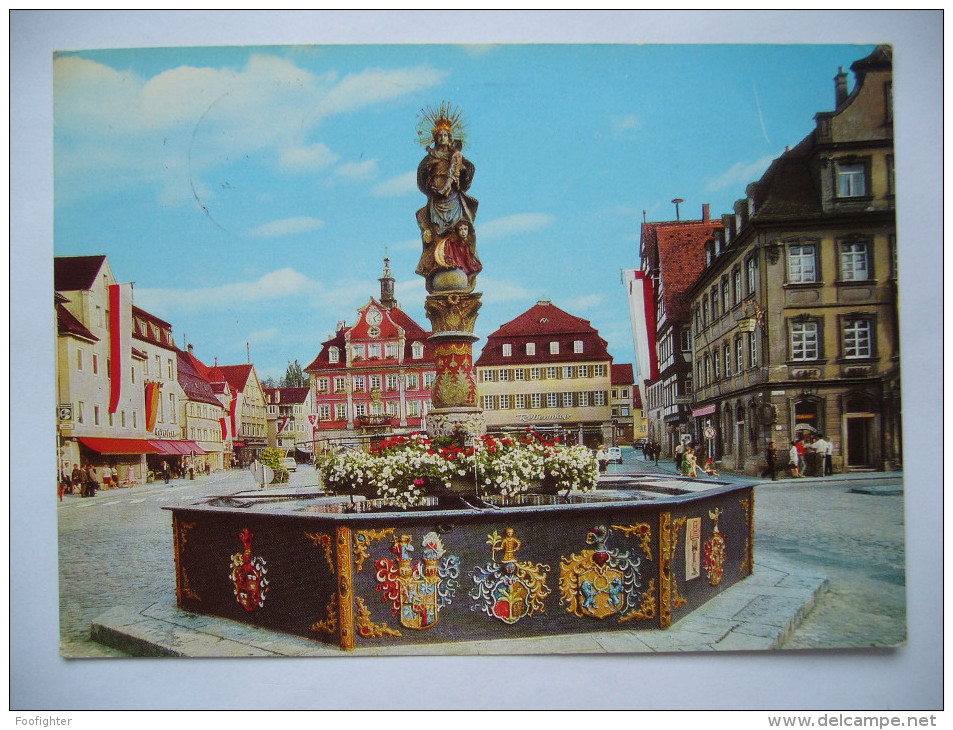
[424,292,486,440]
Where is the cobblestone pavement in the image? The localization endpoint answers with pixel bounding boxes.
[57,466,325,657]
[57,453,905,656]
[616,447,906,649]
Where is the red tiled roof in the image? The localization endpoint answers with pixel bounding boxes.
[653,221,722,324]
[56,303,98,342]
[633,385,643,408]
[54,255,106,292]
[176,350,223,408]
[476,301,612,367]
[216,364,255,393]
[304,305,434,372]
[611,363,634,385]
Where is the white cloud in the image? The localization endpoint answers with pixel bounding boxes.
[478,277,536,303]
[279,143,340,173]
[248,328,279,343]
[136,268,321,313]
[247,217,325,238]
[705,155,776,192]
[611,114,641,136]
[562,293,605,311]
[53,54,446,200]
[371,170,417,197]
[477,213,554,239]
[335,159,380,181]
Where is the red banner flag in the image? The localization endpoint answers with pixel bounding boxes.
[108,283,133,414]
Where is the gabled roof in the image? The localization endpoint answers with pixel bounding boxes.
[304,327,348,372]
[653,221,722,324]
[633,385,643,409]
[744,133,822,220]
[476,301,612,367]
[304,305,434,372]
[611,363,634,385]
[54,255,107,292]
[214,364,255,393]
[490,300,596,338]
[176,350,224,408]
[56,303,98,342]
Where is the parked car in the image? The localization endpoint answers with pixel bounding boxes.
[634,438,649,450]
[607,447,624,464]
[282,457,297,473]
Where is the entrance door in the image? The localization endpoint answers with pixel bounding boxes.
[736,420,746,471]
[845,415,874,469]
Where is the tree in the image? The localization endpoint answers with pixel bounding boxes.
[281,359,306,388]
[261,376,279,389]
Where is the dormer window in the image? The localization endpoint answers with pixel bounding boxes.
[412,342,424,359]
[550,341,559,355]
[502,344,512,357]
[328,347,339,363]
[526,343,536,356]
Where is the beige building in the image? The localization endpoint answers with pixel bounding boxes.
[475,300,613,449]
[211,364,268,464]
[687,46,899,474]
[264,386,316,459]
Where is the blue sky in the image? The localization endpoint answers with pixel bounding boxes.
[53,42,876,381]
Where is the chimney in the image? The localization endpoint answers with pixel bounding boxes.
[187,343,194,354]
[702,203,710,223]
[834,66,849,107]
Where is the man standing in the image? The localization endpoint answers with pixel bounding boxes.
[813,435,832,476]
[162,460,170,485]
[85,464,100,497]
[70,463,83,495]
[762,442,777,480]
[596,445,609,474]
[674,441,685,473]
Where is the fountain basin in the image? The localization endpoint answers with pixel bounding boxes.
[167,481,754,650]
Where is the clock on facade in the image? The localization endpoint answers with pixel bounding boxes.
[366,308,382,326]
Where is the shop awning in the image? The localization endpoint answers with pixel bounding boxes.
[148,440,208,456]
[79,437,161,455]
[693,405,717,417]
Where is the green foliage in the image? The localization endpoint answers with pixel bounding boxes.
[281,359,306,388]
[260,447,289,483]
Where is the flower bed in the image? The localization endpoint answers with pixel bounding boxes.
[317,430,598,509]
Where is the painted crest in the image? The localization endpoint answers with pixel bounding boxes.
[375,532,460,630]
[470,528,550,624]
[559,525,642,620]
[703,508,727,586]
[229,528,269,612]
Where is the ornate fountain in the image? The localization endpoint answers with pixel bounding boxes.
[414,102,486,441]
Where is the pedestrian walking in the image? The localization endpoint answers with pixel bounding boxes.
[596,445,609,474]
[813,434,832,476]
[788,441,803,478]
[674,441,684,472]
[652,441,660,465]
[761,442,778,480]
[682,447,698,478]
[70,463,83,496]
[795,437,806,475]
[162,460,170,485]
[85,464,101,497]
[126,464,137,487]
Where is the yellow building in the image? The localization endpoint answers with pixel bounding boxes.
[687,46,899,473]
[475,300,613,449]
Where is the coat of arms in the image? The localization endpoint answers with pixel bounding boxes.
[470,528,550,624]
[229,528,269,612]
[559,525,642,620]
[703,508,727,586]
[375,532,461,630]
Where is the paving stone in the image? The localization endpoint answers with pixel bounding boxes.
[733,595,808,628]
[713,629,778,652]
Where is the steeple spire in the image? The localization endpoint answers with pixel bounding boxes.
[379,256,396,310]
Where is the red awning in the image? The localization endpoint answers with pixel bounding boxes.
[148,440,208,456]
[79,437,161,455]
[147,440,179,455]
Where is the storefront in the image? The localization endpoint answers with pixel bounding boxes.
[74,437,156,486]
[147,439,207,479]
